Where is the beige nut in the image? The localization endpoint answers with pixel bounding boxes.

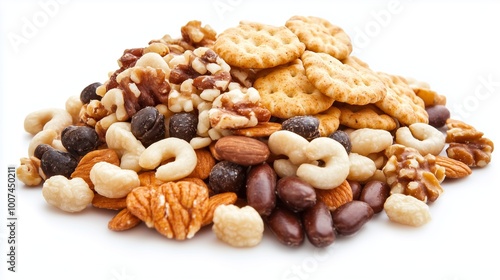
[268,130,309,165]
[16,157,43,186]
[395,123,445,156]
[350,128,394,156]
[24,108,73,135]
[139,137,197,182]
[296,137,350,189]
[90,162,140,198]
[101,88,128,121]
[42,176,94,213]
[105,122,145,172]
[212,204,264,247]
[28,129,59,157]
[384,193,431,227]
[65,95,83,124]
[347,153,377,182]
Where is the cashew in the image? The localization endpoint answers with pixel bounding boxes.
[42,175,94,213]
[268,130,309,165]
[350,128,394,156]
[296,137,350,189]
[105,122,145,172]
[139,137,197,182]
[395,123,446,155]
[347,153,377,182]
[24,108,73,135]
[90,162,140,198]
[101,88,128,121]
[65,95,83,124]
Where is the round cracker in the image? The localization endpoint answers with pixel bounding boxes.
[336,103,398,131]
[214,21,305,69]
[301,51,386,105]
[254,59,335,118]
[374,72,429,126]
[285,15,352,60]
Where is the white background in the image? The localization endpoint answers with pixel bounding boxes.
[1,1,500,280]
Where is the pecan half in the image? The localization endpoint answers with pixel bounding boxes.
[126,181,209,240]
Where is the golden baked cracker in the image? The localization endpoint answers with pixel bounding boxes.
[253,59,335,118]
[213,21,305,69]
[314,106,341,136]
[301,51,386,105]
[375,72,429,126]
[285,15,352,60]
[336,103,398,131]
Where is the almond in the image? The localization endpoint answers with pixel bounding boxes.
[214,135,270,166]
[108,208,141,231]
[232,122,282,138]
[188,148,216,180]
[92,193,127,210]
[435,155,472,179]
[71,149,120,190]
[315,180,353,211]
[202,192,238,226]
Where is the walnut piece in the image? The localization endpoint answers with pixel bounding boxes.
[16,157,43,186]
[181,20,217,48]
[126,181,209,240]
[445,119,494,167]
[383,144,445,203]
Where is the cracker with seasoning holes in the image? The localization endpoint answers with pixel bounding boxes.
[214,21,305,69]
[285,15,353,60]
[302,51,386,105]
[253,59,335,119]
[375,72,429,126]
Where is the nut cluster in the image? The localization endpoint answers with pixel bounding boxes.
[16,17,494,250]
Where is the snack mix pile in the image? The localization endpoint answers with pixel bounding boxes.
[17,16,494,248]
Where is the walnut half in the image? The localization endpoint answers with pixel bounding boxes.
[445,119,494,167]
[383,144,445,203]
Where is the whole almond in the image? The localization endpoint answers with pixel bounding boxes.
[108,208,141,231]
[214,135,270,166]
[436,155,472,179]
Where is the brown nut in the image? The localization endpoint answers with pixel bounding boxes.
[266,207,304,247]
[332,200,374,236]
[71,149,120,190]
[435,156,472,179]
[108,208,141,231]
[214,135,270,166]
[246,163,277,216]
[302,201,336,248]
[315,180,353,211]
[276,176,317,212]
[359,180,390,213]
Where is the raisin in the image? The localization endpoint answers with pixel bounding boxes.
[281,116,320,141]
[80,82,102,104]
[34,144,53,160]
[169,112,198,142]
[130,106,166,147]
[61,125,100,157]
[41,149,78,178]
[208,161,246,196]
[328,130,352,154]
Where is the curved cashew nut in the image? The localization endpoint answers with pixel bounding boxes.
[350,128,394,156]
[268,130,310,165]
[101,88,128,121]
[296,137,350,189]
[395,123,445,155]
[105,122,145,172]
[24,108,73,135]
[139,137,197,182]
[28,129,61,157]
